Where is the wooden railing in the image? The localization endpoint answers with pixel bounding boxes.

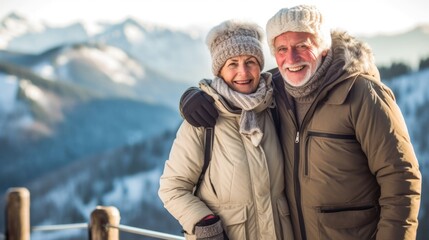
[2,187,184,240]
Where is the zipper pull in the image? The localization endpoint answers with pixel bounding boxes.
[295,131,299,143]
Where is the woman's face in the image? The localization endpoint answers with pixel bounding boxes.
[219,55,261,94]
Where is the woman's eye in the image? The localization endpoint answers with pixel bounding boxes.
[227,63,238,68]
[246,60,257,66]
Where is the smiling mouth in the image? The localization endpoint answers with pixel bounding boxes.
[287,65,305,72]
[234,80,252,84]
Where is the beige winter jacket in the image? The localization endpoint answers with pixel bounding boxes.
[159,73,294,240]
[271,31,422,240]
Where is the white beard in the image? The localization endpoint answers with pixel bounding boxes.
[281,54,323,87]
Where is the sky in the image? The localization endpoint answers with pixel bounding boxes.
[2,0,429,37]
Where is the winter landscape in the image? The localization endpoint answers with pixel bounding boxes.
[0,11,429,240]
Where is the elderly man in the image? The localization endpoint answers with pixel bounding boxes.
[179,5,421,240]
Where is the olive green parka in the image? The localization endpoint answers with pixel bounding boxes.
[271,31,422,240]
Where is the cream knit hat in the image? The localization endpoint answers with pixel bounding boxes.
[266,5,332,55]
[206,20,265,76]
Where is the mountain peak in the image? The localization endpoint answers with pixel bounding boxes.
[1,12,26,23]
[122,17,141,27]
[0,12,44,31]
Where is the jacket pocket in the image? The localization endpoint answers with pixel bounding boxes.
[216,205,247,239]
[305,131,357,177]
[317,204,379,240]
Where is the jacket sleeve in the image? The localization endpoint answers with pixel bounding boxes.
[352,78,422,240]
[158,121,214,234]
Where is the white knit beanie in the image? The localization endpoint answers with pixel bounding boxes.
[206,20,265,76]
[266,5,332,55]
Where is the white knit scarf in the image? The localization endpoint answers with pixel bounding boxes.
[211,74,272,146]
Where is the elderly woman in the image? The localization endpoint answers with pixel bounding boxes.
[158,20,294,240]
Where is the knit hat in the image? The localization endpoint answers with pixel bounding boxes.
[206,20,265,75]
[266,5,332,55]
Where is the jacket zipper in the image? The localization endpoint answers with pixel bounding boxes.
[294,130,307,240]
[272,73,307,240]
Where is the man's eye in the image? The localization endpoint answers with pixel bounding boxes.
[296,44,308,50]
[277,47,287,53]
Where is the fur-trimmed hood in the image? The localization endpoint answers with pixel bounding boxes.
[330,30,379,79]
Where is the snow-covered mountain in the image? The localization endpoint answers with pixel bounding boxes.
[361,25,429,69]
[92,18,212,83]
[0,45,189,141]
[0,14,195,239]
[0,43,191,109]
[0,13,213,84]
[0,12,88,54]
[0,60,182,191]
[0,46,185,238]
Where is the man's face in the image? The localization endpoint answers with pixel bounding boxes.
[273,32,326,87]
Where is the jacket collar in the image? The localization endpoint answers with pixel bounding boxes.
[314,30,381,105]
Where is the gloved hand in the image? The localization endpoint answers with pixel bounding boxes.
[179,87,219,127]
[195,215,228,240]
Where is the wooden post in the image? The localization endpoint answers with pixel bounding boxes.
[6,187,30,240]
[89,206,120,240]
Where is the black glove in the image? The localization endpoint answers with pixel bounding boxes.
[195,215,228,240]
[179,87,219,127]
